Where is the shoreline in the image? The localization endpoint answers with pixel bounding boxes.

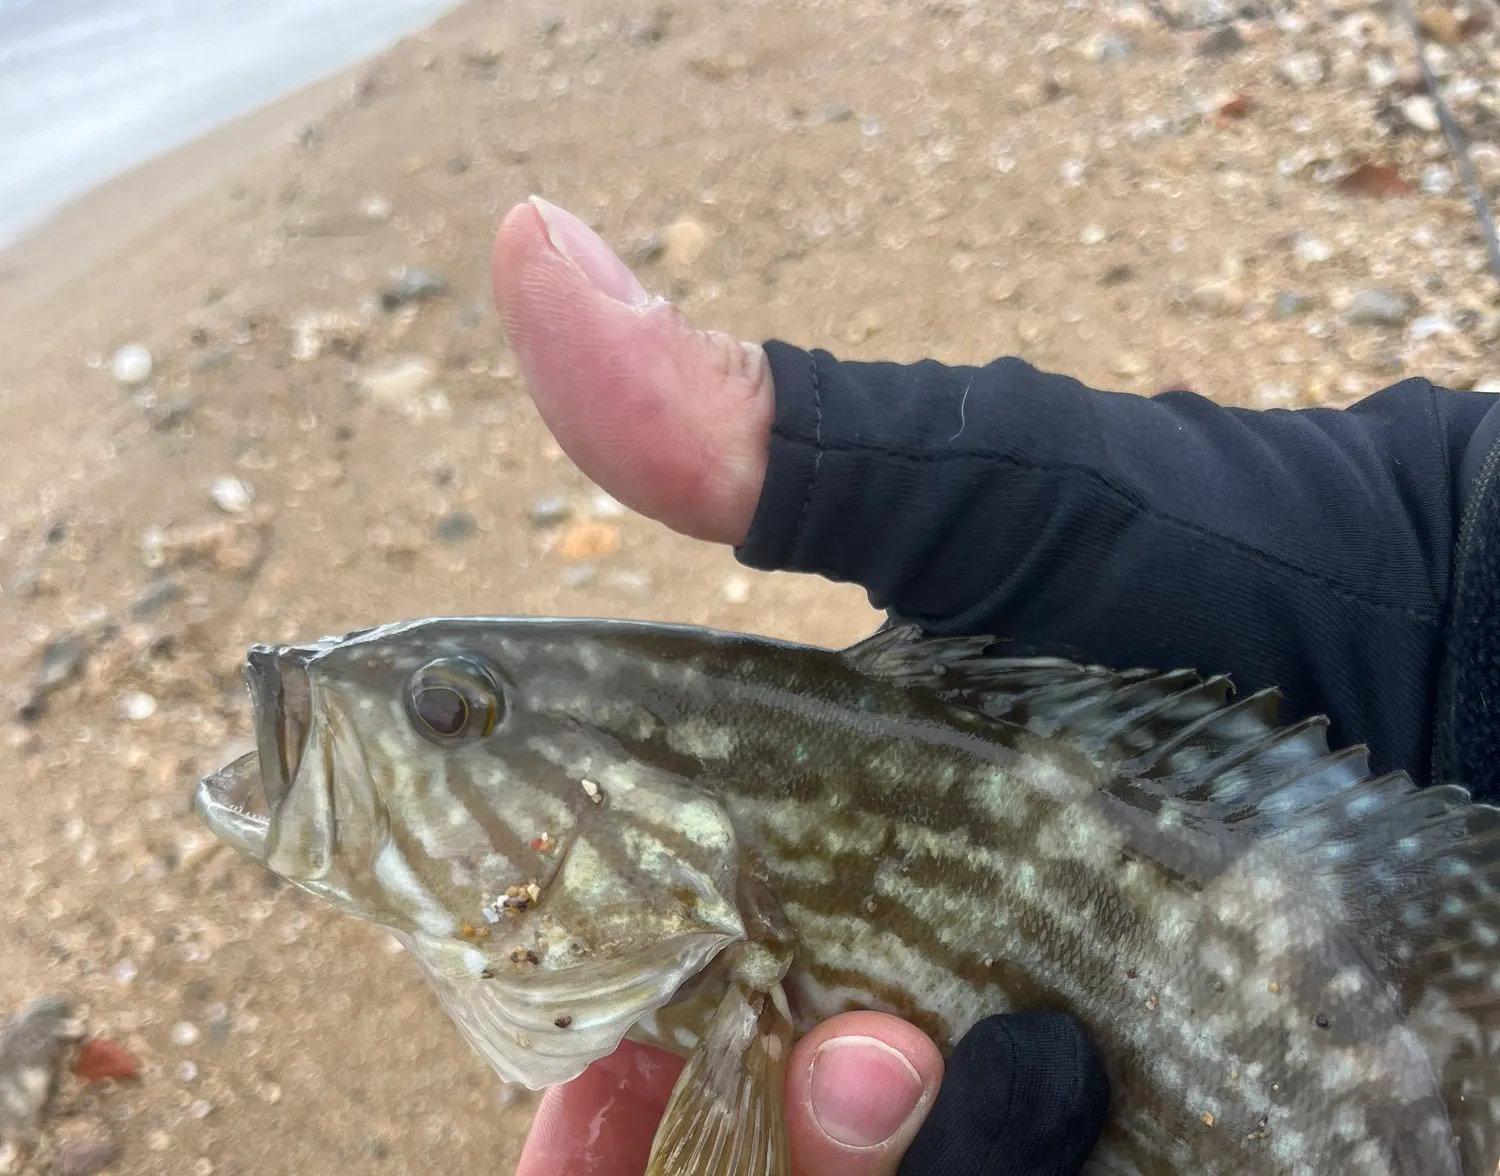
[0,13,452,331]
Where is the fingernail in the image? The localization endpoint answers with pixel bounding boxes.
[529,196,652,307]
[809,1036,924,1149]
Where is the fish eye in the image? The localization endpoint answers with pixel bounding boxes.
[405,656,505,744]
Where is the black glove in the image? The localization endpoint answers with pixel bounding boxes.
[898,1012,1109,1176]
[738,340,1499,791]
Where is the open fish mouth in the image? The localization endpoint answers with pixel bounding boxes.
[194,643,317,866]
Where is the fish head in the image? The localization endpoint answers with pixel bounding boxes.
[195,616,748,1087]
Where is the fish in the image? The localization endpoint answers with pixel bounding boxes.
[194,614,1500,1176]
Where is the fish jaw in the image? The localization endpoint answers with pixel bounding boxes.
[195,749,272,864]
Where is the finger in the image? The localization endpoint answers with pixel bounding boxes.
[515,1040,685,1176]
[784,1011,945,1176]
[491,197,774,546]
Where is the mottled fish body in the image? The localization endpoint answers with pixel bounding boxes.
[196,616,1500,1176]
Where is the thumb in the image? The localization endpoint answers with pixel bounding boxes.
[491,198,774,546]
[785,1012,945,1176]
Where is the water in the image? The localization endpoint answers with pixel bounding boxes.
[0,0,461,247]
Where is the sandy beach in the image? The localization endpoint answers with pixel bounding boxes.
[1,0,1498,1172]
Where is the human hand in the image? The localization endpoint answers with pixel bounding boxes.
[492,197,1110,1176]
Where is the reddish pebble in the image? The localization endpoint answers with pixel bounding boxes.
[73,1038,140,1083]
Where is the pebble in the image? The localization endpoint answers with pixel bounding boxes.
[113,961,137,985]
[1082,34,1132,62]
[111,344,153,386]
[209,476,254,514]
[662,219,709,266]
[529,496,574,527]
[720,574,751,604]
[360,357,437,410]
[1198,25,1244,55]
[1080,225,1108,246]
[55,1136,119,1176]
[0,996,81,1156]
[129,578,183,620]
[1190,278,1247,317]
[1422,165,1455,195]
[1293,235,1334,265]
[119,692,158,722]
[179,1060,199,1082]
[380,267,449,311]
[809,101,854,125]
[589,490,626,519]
[171,1021,201,1047]
[434,512,477,542]
[1278,51,1325,89]
[1272,292,1314,318]
[1345,289,1413,326]
[193,1160,214,1176]
[1474,377,1500,393]
[1402,95,1440,134]
[1410,313,1456,339]
[556,523,621,561]
[360,194,394,221]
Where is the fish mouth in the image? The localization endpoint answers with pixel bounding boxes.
[195,643,318,866]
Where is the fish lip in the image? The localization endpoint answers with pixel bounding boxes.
[245,643,315,811]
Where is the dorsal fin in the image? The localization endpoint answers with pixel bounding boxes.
[843,624,1500,1173]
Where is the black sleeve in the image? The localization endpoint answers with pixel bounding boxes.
[735,340,1497,783]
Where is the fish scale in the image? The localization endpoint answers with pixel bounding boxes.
[195,616,1500,1175]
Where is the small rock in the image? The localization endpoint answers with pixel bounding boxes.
[1272,292,1314,318]
[209,476,254,514]
[1401,95,1440,134]
[1345,290,1413,327]
[55,1136,119,1176]
[720,574,751,604]
[170,1022,201,1047]
[119,692,157,722]
[35,635,88,695]
[556,523,621,562]
[562,564,596,588]
[603,568,652,595]
[361,194,393,221]
[1198,24,1244,55]
[1190,278,1247,317]
[1278,51,1325,89]
[1082,34,1132,62]
[1422,164,1455,195]
[360,357,437,411]
[129,578,182,620]
[1410,313,1456,339]
[1417,7,1464,45]
[1473,377,1500,393]
[0,996,81,1159]
[179,1060,199,1082]
[290,311,364,362]
[809,101,854,125]
[111,344,153,386]
[589,491,626,519]
[661,220,709,266]
[380,267,449,311]
[1293,235,1334,265]
[529,496,574,527]
[434,512,477,542]
[112,962,137,986]
[1080,225,1108,246]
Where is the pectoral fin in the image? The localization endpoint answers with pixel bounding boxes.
[645,958,794,1176]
